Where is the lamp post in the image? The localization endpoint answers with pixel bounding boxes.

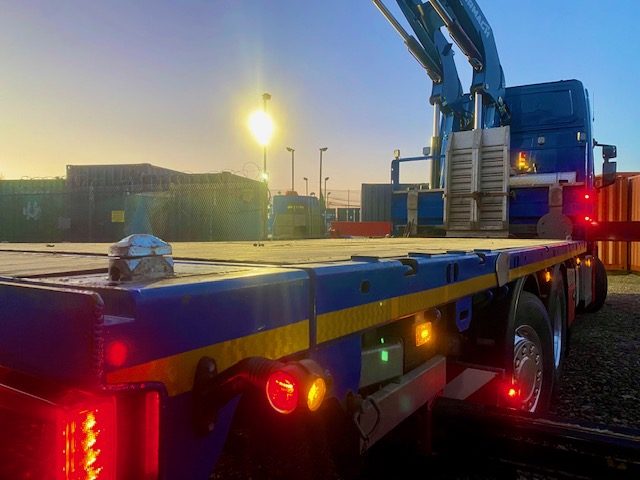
[286,147,295,191]
[319,147,328,203]
[303,177,309,196]
[324,176,330,202]
[262,93,271,180]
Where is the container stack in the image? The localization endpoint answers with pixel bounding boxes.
[0,165,267,243]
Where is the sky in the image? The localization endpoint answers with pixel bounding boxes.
[1,0,639,192]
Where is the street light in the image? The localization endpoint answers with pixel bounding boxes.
[324,176,330,202]
[248,93,273,182]
[286,147,295,192]
[303,177,309,195]
[319,147,328,203]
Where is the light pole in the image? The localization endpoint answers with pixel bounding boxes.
[286,147,295,191]
[319,147,328,204]
[324,176,330,202]
[303,177,308,196]
[262,93,271,180]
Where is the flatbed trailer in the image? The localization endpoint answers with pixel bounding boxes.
[0,236,596,478]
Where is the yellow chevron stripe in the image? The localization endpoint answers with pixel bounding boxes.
[106,320,309,396]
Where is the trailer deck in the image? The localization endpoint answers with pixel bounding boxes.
[0,237,582,274]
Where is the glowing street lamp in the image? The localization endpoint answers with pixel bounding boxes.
[248,93,273,182]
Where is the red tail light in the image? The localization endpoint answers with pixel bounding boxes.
[265,361,328,415]
[266,370,299,414]
[0,374,160,480]
[56,398,117,480]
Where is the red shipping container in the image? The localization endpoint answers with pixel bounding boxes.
[596,175,631,271]
[329,221,392,238]
[630,176,640,273]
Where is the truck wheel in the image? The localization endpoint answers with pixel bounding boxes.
[547,272,567,382]
[586,258,608,313]
[506,291,554,412]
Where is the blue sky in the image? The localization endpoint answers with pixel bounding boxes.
[1,0,638,190]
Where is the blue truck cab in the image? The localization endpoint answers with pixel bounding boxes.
[391,79,611,238]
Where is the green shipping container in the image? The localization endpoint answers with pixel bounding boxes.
[0,179,67,242]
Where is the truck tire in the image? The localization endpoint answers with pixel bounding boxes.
[505,291,554,412]
[586,258,607,313]
[547,271,567,382]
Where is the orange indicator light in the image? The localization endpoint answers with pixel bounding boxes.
[415,321,433,347]
[306,377,327,412]
[544,271,552,283]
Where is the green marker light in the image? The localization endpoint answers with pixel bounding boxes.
[380,350,389,362]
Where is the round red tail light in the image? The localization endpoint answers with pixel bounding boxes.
[265,370,299,414]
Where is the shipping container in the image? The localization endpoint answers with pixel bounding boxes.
[630,175,640,273]
[0,179,67,242]
[596,174,636,271]
[361,184,392,222]
[337,207,360,222]
[66,163,183,189]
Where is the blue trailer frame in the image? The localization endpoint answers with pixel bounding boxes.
[0,236,590,478]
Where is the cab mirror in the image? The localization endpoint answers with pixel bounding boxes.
[601,161,617,188]
[602,145,617,161]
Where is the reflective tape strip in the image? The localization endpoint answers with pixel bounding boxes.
[316,274,496,344]
[106,320,310,397]
[508,245,586,282]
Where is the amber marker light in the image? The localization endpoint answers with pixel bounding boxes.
[306,377,327,412]
[415,321,433,347]
[544,271,552,283]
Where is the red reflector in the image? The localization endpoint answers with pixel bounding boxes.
[56,397,117,480]
[266,370,299,414]
[106,341,128,367]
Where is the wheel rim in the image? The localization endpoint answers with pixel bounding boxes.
[513,325,544,412]
[552,303,563,369]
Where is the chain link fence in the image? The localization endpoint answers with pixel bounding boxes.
[0,171,268,243]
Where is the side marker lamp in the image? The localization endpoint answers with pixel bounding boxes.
[544,271,552,283]
[265,360,328,415]
[415,321,433,347]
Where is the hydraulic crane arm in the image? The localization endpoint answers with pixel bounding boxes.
[429,0,508,126]
[373,0,463,113]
